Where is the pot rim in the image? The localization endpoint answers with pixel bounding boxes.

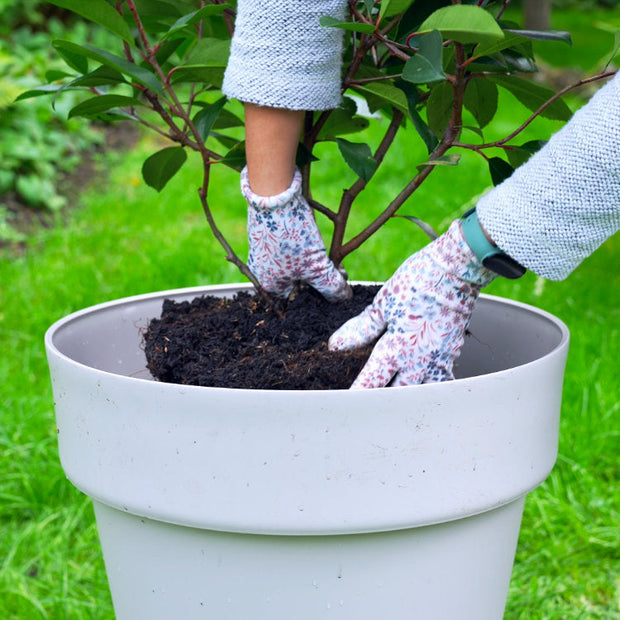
[44,282,570,394]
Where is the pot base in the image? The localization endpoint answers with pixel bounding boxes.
[95,497,525,620]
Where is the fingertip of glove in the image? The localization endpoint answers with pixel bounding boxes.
[323,283,353,303]
[262,283,293,299]
[327,333,347,351]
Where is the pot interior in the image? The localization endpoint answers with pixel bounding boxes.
[48,285,568,384]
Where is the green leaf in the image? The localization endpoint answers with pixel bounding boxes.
[414,29,444,71]
[504,29,572,45]
[396,80,438,154]
[193,96,227,142]
[317,97,370,140]
[14,84,76,102]
[68,94,144,119]
[186,38,231,65]
[416,153,461,170]
[502,49,537,73]
[351,67,409,114]
[53,42,89,74]
[380,0,415,20]
[403,55,442,85]
[402,30,445,84]
[505,140,546,169]
[53,40,165,96]
[319,16,376,34]
[45,69,72,81]
[132,0,182,18]
[142,147,187,191]
[461,125,485,140]
[210,108,244,130]
[16,175,57,208]
[69,65,127,88]
[426,81,453,138]
[163,5,229,40]
[219,142,247,171]
[488,75,572,121]
[336,139,377,182]
[46,0,134,43]
[211,132,240,150]
[488,157,514,186]
[393,215,438,240]
[602,27,620,69]
[169,66,225,86]
[295,143,319,169]
[51,66,128,110]
[473,31,528,59]
[419,5,504,45]
[464,77,498,128]
[0,169,15,193]
[352,81,409,114]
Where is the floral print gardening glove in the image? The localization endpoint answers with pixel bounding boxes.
[243,167,351,301]
[329,220,496,388]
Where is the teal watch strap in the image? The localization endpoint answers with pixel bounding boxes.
[460,208,526,279]
[460,207,497,264]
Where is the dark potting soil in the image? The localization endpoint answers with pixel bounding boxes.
[144,284,381,390]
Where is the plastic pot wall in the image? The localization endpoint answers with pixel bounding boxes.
[45,284,570,620]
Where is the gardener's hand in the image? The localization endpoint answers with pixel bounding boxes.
[328,220,496,388]
[243,167,351,302]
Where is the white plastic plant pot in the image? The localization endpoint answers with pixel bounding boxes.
[45,284,569,620]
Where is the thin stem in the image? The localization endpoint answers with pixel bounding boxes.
[198,164,265,294]
[337,42,467,260]
[349,1,374,28]
[212,0,235,37]
[329,109,404,264]
[123,0,261,294]
[125,0,154,56]
[454,70,617,152]
[496,0,513,20]
[308,199,337,221]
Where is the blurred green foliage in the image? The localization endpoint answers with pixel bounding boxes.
[0,15,106,239]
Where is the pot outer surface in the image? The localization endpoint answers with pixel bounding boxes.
[46,284,570,535]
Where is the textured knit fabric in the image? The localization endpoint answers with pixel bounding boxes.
[222,0,347,110]
[477,72,620,280]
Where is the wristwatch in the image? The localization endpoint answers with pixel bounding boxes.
[461,208,526,279]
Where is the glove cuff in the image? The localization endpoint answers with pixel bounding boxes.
[434,220,497,288]
[241,166,303,210]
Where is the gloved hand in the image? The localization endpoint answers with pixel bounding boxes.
[328,220,496,388]
[243,166,351,301]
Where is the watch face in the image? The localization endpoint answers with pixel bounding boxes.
[483,254,527,279]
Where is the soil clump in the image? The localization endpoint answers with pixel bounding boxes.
[144,284,380,390]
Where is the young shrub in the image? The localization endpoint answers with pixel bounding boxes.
[19,0,616,289]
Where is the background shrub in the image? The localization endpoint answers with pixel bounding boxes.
[0,9,107,240]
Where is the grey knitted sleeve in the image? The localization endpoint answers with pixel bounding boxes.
[477,72,620,280]
[222,0,347,111]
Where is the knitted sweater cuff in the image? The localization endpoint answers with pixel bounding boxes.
[223,0,346,111]
[477,72,620,281]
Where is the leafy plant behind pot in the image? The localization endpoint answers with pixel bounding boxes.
[18,0,616,295]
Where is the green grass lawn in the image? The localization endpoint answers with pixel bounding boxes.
[1,11,620,620]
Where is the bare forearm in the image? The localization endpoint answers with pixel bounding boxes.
[244,104,304,196]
